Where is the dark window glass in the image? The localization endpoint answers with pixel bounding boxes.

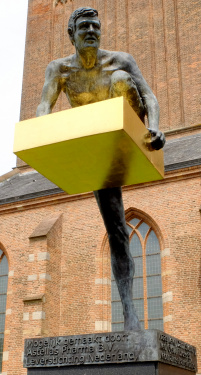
[146,254,161,275]
[0,276,8,294]
[134,257,143,277]
[0,256,8,276]
[0,335,3,352]
[147,275,163,297]
[134,299,144,321]
[0,315,5,333]
[130,234,142,257]
[148,319,164,330]
[0,295,7,314]
[129,218,140,227]
[147,297,163,319]
[133,278,144,299]
[146,231,160,254]
[0,334,3,373]
[126,225,133,235]
[138,222,150,239]
[111,281,120,300]
[112,302,123,322]
[112,322,124,331]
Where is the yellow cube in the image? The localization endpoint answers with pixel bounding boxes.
[14,97,164,194]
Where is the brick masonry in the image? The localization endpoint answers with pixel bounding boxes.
[1,0,201,374]
[0,169,201,374]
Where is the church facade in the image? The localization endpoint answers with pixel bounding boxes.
[0,1,201,374]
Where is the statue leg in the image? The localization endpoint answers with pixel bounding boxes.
[110,70,145,122]
[94,187,141,331]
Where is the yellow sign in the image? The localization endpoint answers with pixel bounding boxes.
[14,97,164,194]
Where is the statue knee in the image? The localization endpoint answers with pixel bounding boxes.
[111,70,135,94]
[110,70,145,121]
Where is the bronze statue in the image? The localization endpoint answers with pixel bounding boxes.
[37,7,165,331]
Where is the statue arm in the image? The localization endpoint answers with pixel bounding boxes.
[36,62,62,117]
[125,55,158,128]
[125,54,165,149]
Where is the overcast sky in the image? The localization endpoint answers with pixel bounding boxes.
[0,0,28,176]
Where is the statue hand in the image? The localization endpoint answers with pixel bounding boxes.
[147,128,166,150]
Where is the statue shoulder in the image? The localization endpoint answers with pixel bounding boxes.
[45,55,74,79]
[100,49,137,68]
[113,51,137,66]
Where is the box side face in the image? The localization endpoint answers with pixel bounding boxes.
[14,97,163,195]
[123,98,164,178]
[15,131,125,194]
[14,98,124,152]
[16,129,163,195]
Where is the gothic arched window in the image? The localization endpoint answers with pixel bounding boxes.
[0,250,8,372]
[111,216,163,331]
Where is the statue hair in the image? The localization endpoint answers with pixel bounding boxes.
[68,7,100,43]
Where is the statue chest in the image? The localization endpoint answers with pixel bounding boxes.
[63,69,113,106]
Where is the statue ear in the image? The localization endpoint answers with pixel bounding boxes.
[68,27,74,45]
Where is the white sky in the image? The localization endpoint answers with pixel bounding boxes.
[0,0,28,176]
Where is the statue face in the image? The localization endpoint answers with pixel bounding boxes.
[73,16,101,51]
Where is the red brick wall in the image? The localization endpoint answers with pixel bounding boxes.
[4,1,201,374]
[1,167,201,374]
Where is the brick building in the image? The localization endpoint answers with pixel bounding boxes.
[0,0,201,374]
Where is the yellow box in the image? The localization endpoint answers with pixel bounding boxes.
[14,97,164,194]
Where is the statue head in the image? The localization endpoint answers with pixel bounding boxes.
[68,7,101,47]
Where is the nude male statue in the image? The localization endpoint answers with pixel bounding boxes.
[36,7,165,331]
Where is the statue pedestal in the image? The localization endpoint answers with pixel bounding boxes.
[14,97,164,194]
[24,331,197,375]
[26,362,196,375]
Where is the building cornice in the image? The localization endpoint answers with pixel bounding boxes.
[0,166,200,215]
[164,123,201,137]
